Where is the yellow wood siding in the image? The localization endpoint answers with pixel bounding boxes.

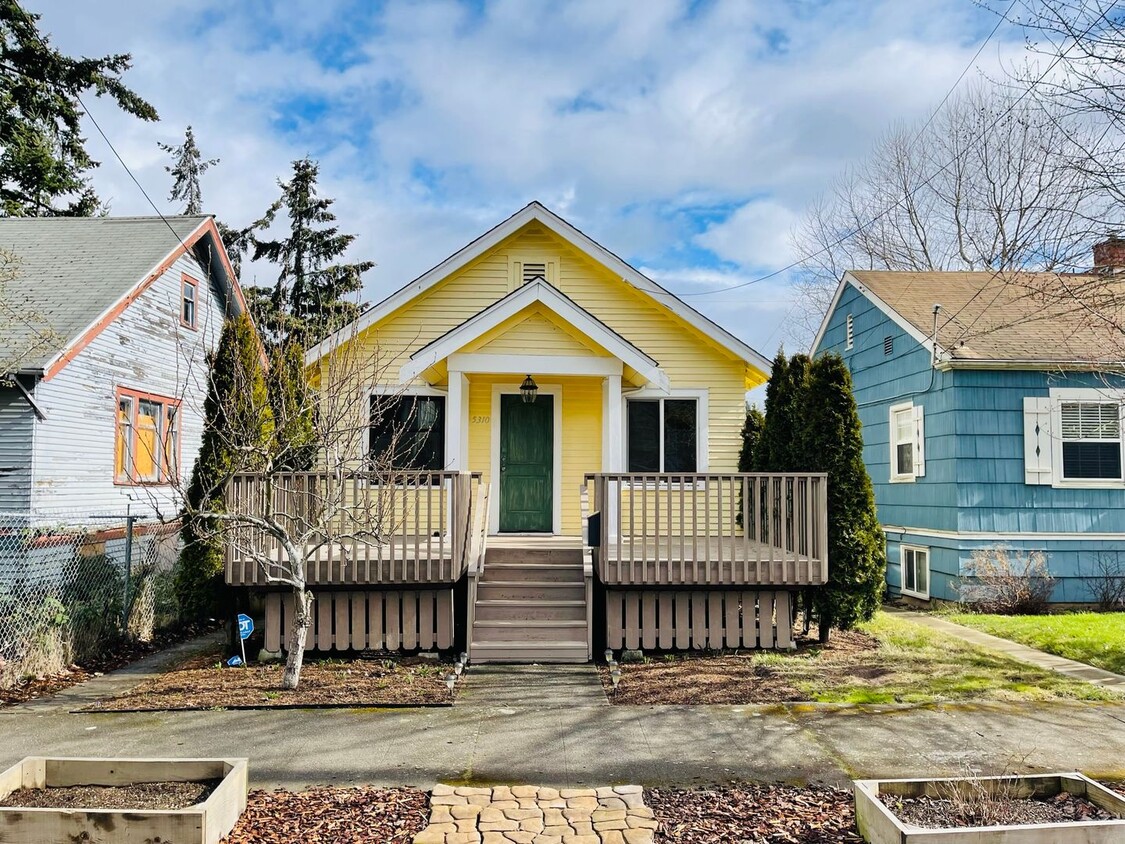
[322,221,754,529]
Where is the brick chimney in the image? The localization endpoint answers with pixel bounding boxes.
[1094,234,1125,272]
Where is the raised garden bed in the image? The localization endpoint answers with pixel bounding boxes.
[83,650,460,711]
[0,756,247,844]
[855,772,1125,843]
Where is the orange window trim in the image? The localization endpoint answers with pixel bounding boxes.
[113,386,182,487]
[180,274,199,330]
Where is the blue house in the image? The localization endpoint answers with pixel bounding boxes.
[811,253,1125,603]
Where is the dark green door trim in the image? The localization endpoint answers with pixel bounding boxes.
[498,393,554,532]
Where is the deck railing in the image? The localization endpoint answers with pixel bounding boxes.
[224,471,482,587]
[584,473,828,587]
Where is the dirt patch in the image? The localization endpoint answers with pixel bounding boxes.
[600,630,877,705]
[2,780,219,810]
[85,651,457,711]
[0,621,220,707]
[648,783,863,843]
[222,787,429,843]
[883,791,1116,829]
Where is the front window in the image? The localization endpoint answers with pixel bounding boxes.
[1060,401,1122,481]
[901,545,929,599]
[891,404,914,480]
[627,398,698,473]
[115,389,180,485]
[370,395,446,471]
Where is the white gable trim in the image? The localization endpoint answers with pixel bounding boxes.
[811,272,945,360]
[307,202,771,375]
[400,280,670,390]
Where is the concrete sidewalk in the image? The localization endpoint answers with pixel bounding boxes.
[3,691,1125,790]
[891,610,1125,689]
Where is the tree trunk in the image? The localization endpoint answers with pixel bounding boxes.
[818,614,832,644]
[282,586,313,689]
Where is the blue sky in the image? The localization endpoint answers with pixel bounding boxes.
[32,0,1021,360]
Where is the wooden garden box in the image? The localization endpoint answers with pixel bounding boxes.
[855,773,1125,843]
[0,756,248,844]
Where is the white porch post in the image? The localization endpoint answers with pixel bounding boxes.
[446,371,469,470]
[603,374,622,539]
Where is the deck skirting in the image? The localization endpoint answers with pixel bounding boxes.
[605,588,794,651]
[263,588,455,653]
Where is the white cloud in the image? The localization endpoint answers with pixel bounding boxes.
[695,200,801,270]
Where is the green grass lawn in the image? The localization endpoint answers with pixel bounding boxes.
[945,612,1125,675]
[781,612,1120,704]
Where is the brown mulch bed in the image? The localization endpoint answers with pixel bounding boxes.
[649,783,864,843]
[884,791,1114,828]
[0,620,220,707]
[600,630,876,705]
[85,652,456,711]
[222,787,429,843]
[2,780,220,810]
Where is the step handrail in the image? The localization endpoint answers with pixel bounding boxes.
[465,482,491,662]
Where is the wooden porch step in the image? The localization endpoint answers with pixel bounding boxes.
[481,563,584,584]
[474,599,587,622]
[472,619,588,643]
[469,641,589,664]
[476,581,586,602]
[484,547,584,565]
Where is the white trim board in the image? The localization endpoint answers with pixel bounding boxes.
[449,354,622,377]
[307,201,772,377]
[489,383,563,535]
[883,525,1125,542]
[400,279,667,389]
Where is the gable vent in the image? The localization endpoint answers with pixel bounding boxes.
[522,262,547,284]
[883,335,894,356]
[846,314,854,350]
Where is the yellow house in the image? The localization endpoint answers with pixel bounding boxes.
[233,203,828,663]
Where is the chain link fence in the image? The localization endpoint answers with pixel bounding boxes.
[0,510,183,688]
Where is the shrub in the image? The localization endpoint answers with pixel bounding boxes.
[958,546,1055,615]
[1083,551,1125,611]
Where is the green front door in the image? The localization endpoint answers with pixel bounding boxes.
[499,393,553,532]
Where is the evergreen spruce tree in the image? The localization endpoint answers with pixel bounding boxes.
[176,312,273,619]
[248,157,373,345]
[803,353,886,640]
[738,406,765,471]
[159,126,218,215]
[755,351,811,471]
[0,1,158,216]
[268,341,317,471]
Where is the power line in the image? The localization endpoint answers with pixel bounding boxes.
[670,0,1020,299]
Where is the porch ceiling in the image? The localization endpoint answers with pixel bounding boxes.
[401,280,669,390]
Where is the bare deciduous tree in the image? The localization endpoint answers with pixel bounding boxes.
[0,248,62,378]
[792,84,1108,335]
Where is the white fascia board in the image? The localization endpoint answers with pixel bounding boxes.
[400,280,669,390]
[841,272,945,360]
[307,201,771,375]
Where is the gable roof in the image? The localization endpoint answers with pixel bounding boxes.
[812,269,1125,367]
[401,279,670,390]
[0,215,245,379]
[306,201,772,379]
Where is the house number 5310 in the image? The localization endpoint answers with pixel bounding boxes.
[471,416,490,424]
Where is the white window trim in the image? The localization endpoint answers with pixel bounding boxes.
[1049,387,1125,489]
[622,387,709,477]
[490,383,563,535]
[889,401,916,483]
[900,543,930,600]
[368,385,452,471]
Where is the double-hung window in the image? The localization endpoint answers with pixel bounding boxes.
[1060,401,1122,481]
[181,276,198,329]
[900,545,929,599]
[369,394,446,472]
[889,401,924,481]
[626,397,699,473]
[115,388,180,485]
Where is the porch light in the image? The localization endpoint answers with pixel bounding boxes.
[520,374,538,404]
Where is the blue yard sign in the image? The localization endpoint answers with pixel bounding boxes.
[226,655,243,667]
[237,613,254,640]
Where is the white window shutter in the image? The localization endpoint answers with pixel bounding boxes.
[912,405,925,477]
[1023,396,1053,484]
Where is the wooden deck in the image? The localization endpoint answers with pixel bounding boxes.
[601,536,824,586]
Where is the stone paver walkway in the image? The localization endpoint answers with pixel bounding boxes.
[415,784,656,844]
[892,609,1125,688]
